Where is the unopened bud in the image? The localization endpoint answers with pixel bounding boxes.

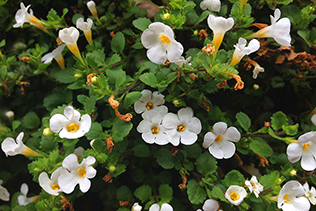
[162,13,170,20]
[253,84,259,90]
[173,99,180,106]
[5,111,14,121]
[90,76,98,84]
[109,165,116,172]
[43,128,53,136]
[90,139,95,150]
[193,30,198,36]
[289,169,297,176]
[132,202,142,211]
[74,73,83,79]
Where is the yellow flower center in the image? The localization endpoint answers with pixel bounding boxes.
[151,126,159,134]
[66,123,80,133]
[51,183,60,191]
[177,124,185,132]
[146,102,153,110]
[283,193,293,204]
[215,135,223,142]
[302,143,310,151]
[78,167,86,178]
[160,34,171,44]
[230,191,240,201]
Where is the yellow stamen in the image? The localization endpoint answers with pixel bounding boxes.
[283,193,293,204]
[302,143,310,151]
[230,191,240,201]
[215,135,222,142]
[66,123,80,133]
[177,124,185,132]
[151,126,159,134]
[78,167,86,178]
[160,34,171,44]
[146,102,153,110]
[51,183,60,191]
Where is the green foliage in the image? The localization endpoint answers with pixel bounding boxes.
[186,180,207,204]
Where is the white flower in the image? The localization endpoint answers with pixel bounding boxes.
[0,180,10,201]
[76,18,93,45]
[5,111,14,121]
[311,114,316,126]
[137,110,168,145]
[175,56,192,68]
[58,154,97,194]
[87,1,99,20]
[59,27,84,63]
[132,202,143,211]
[207,15,234,52]
[286,131,316,171]
[225,185,247,206]
[149,203,173,211]
[203,122,241,159]
[141,22,184,64]
[18,183,40,206]
[1,132,41,157]
[248,8,291,46]
[38,167,68,196]
[303,182,316,205]
[245,175,264,198]
[200,0,221,12]
[134,89,168,115]
[278,180,310,211]
[230,38,260,66]
[197,199,220,211]
[49,106,92,139]
[162,107,202,146]
[41,44,66,69]
[252,63,264,79]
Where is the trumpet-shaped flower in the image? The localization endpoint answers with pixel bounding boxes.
[286,131,316,171]
[149,203,173,211]
[303,182,316,205]
[1,132,41,157]
[13,2,47,32]
[87,1,100,22]
[141,22,184,64]
[203,122,241,159]
[197,199,221,211]
[41,44,66,69]
[39,167,68,196]
[134,89,168,116]
[200,0,221,12]
[132,202,142,211]
[230,38,260,66]
[207,15,234,53]
[18,183,40,206]
[225,185,247,206]
[245,175,264,198]
[278,180,310,211]
[76,18,93,46]
[247,8,291,46]
[137,110,168,145]
[58,154,97,194]
[49,106,92,139]
[162,107,202,146]
[0,180,9,201]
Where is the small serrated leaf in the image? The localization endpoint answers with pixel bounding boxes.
[186,180,207,204]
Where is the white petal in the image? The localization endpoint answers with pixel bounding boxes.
[166,40,183,62]
[160,203,173,211]
[137,120,151,133]
[20,183,28,195]
[298,131,316,144]
[58,172,79,194]
[79,178,91,193]
[162,113,179,129]
[166,129,180,146]
[224,127,241,142]
[148,22,167,34]
[83,156,96,166]
[1,137,18,156]
[41,53,54,63]
[141,29,159,49]
[286,143,302,163]
[134,101,146,114]
[187,117,202,134]
[301,153,316,171]
[142,132,157,144]
[0,185,10,201]
[178,107,194,123]
[312,114,316,126]
[62,154,79,171]
[49,114,68,133]
[149,204,160,211]
[219,140,236,159]
[63,106,80,122]
[278,180,305,208]
[180,130,198,145]
[151,91,165,106]
[213,122,227,135]
[202,199,219,210]
[79,114,92,133]
[209,143,224,159]
[292,197,310,211]
[39,172,59,196]
[147,43,167,64]
[203,132,216,148]
[154,132,169,145]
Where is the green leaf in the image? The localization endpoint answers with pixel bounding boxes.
[195,152,217,175]
[155,148,175,169]
[0,39,5,48]
[298,30,311,47]
[22,111,40,129]
[111,32,125,54]
[159,184,173,203]
[116,185,132,201]
[77,95,96,114]
[186,180,207,204]
[222,170,245,186]
[133,17,152,31]
[124,91,142,108]
[183,143,202,159]
[47,8,60,21]
[198,10,212,24]
[50,68,75,84]
[72,14,84,25]
[112,119,133,142]
[86,50,106,68]
[271,111,288,131]
[282,123,299,136]
[211,185,227,202]
[133,144,150,157]
[249,137,273,157]
[85,122,103,140]
[110,164,126,177]
[134,185,152,203]
[236,112,251,132]
[12,120,21,132]
[139,72,158,88]
[40,136,58,153]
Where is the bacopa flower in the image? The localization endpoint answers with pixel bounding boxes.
[141,22,184,64]
[286,131,316,171]
[137,110,168,145]
[200,0,221,12]
[311,114,316,126]
[18,183,40,206]
[149,203,173,211]
[41,44,66,69]
[132,202,143,211]
[38,167,68,196]
[203,122,241,159]
[225,185,247,206]
[248,8,291,46]
[58,154,96,194]
[49,106,92,139]
[245,175,264,198]
[303,182,316,205]
[230,38,260,66]
[278,180,310,211]
[1,132,41,157]
[175,56,192,68]
[207,15,234,53]
[0,180,10,201]
[76,18,93,46]
[87,1,100,22]
[134,89,168,116]
[162,107,202,146]
[197,199,221,211]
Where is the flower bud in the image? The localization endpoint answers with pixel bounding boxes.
[5,111,14,121]
[109,165,116,172]
[43,128,53,136]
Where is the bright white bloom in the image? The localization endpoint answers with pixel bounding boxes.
[203,122,241,159]
[38,167,68,196]
[134,89,168,115]
[230,38,260,66]
[49,106,92,139]
[197,199,221,211]
[132,202,143,211]
[137,110,168,145]
[278,180,310,211]
[141,22,184,64]
[0,180,9,201]
[311,114,316,126]
[59,27,84,63]
[18,183,40,206]
[175,56,192,68]
[58,154,96,194]
[225,185,247,206]
[5,111,14,121]
[248,8,291,46]
[149,203,173,211]
[41,44,66,69]
[286,131,316,171]
[200,0,221,12]
[245,175,264,198]
[87,1,99,21]
[162,107,202,146]
[303,182,316,205]
[207,15,234,52]
[1,132,41,157]
[252,63,264,79]
[76,18,93,45]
